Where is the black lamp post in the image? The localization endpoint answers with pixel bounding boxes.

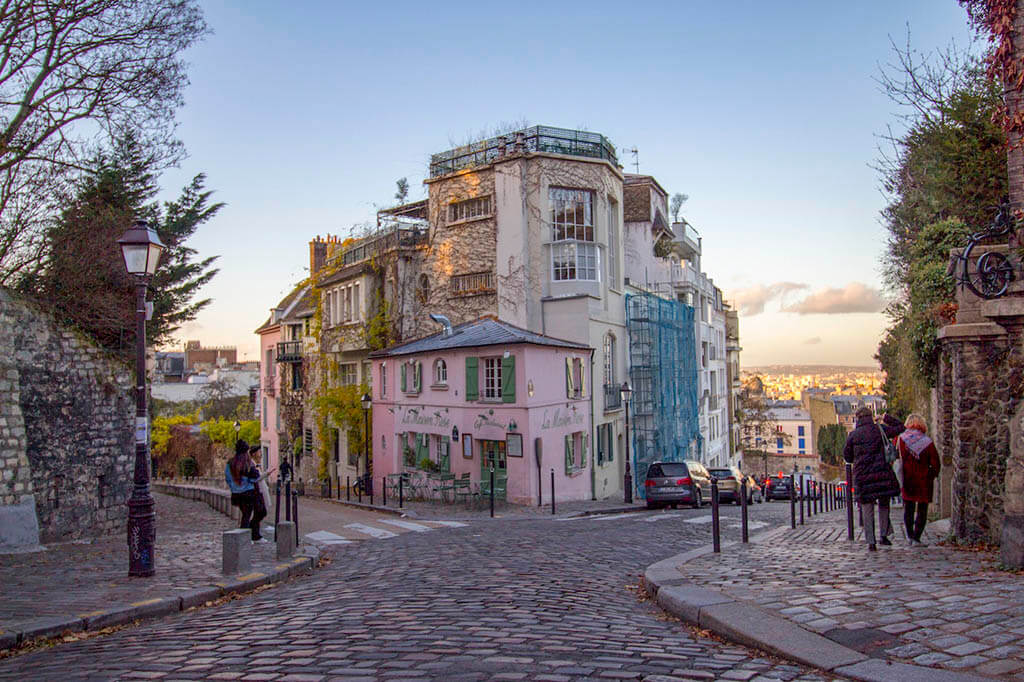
[620,382,633,503]
[361,392,372,481]
[118,219,165,577]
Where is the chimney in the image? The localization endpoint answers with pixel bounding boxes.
[310,236,327,276]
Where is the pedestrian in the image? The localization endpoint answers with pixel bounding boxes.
[225,439,267,543]
[896,413,941,545]
[279,456,292,483]
[843,407,905,551]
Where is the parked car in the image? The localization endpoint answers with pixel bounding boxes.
[644,460,712,509]
[764,474,796,501]
[708,466,745,505]
[742,475,763,504]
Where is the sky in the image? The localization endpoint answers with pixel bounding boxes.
[154,0,978,366]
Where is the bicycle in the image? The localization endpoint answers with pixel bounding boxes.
[951,202,1017,299]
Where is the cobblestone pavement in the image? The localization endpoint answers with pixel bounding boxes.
[678,507,1024,680]
[0,493,278,627]
[0,501,849,681]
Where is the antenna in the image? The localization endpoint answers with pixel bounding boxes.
[623,147,639,174]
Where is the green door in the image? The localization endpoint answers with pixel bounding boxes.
[439,436,451,473]
[480,440,507,500]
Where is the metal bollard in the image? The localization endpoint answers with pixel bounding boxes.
[845,464,855,540]
[346,476,350,501]
[285,480,292,522]
[399,475,404,509]
[369,478,374,506]
[816,485,821,515]
[358,477,362,504]
[383,477,387,506]
[789,478,796,529]
[275,479,281,525]
[711,478,721,553]
[292,489,299,545]
[740,478,749,543]
[327,478,332,499]
[799,479,805,525]
[551,468,555,515]
[489,466,495,518]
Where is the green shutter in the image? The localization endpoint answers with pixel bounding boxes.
[414,361,422,392]
[596,425,605,465]
[501,355,515,403]
[581,434,588,468]
[579,361,586,399]
[564,434,573,474]
[466,357,478,401]
[400,363,407,392]
[565,357,574,398]
[606,424,614,462]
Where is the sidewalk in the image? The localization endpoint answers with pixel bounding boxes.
[645,507,1023,681]
[0,493,314,652]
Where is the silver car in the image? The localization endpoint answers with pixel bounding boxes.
[644,460,712,509]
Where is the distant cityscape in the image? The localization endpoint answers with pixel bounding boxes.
[741,365,884,401]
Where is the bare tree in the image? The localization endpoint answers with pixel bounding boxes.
[0,0,209,280]
[670,192,688,223]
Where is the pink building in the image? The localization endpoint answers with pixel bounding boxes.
[371,318,594,505]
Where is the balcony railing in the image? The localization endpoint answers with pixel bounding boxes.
[337,226,428,268]
[450,271,496,297]
[430,126,617,178]
[276,341,302,363]
[603,384,622,411]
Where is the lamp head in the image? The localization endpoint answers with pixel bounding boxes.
[118,219,165,276]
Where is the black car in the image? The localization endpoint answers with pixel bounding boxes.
[643,460,712,509]
[764,475,796,501]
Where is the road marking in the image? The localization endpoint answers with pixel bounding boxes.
[726,520,769,531]
[344,523,398,539]
[644,513,684,522]
[379,519,433,532]
[592,513,640,521]
[684,515,714,524]
[304,530,354,545]
[427,520,468,527]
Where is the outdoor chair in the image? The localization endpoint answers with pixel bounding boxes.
[453,472,472,505]
[432,473,455,501]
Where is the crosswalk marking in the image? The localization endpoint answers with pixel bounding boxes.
[344,523,398,539]
[592,513,640,521]
[683,515,714,524]
[304,530,354,545]
[379,519,433,532]
[428,520,468,527]
[644,513,683,522]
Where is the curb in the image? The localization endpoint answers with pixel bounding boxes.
[644,524,989,682]
[564,505,648,518]
[0,554,315,654]
[319,497,408,516]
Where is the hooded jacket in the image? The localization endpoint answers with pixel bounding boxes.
[843,412,904,503]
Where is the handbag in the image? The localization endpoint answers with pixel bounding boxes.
[893,457,904,488]
[879,425,899,464]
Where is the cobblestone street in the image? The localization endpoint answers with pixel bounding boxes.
[0,501,844,681]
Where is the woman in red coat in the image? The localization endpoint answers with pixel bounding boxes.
[896,413,941,545]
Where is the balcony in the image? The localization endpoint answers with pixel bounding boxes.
[336,225,427,268]
[276,341,303,363]
[450,271,496,297]
[429,126,617,178]
[603,384,622,411]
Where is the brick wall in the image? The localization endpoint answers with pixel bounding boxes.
[0,288,133,542]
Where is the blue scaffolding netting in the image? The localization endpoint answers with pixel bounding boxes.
[626,292,701,499]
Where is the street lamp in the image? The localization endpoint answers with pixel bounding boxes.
[361,392,372,485]
[620,382,633,504]
[118,218,165,577]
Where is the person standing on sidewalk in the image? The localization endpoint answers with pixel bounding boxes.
[843,407,905,551]
[897,414,941,545]
[225,439,267,542]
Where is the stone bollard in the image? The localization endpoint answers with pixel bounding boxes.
[276,521,296,560]
[222,528,251,575]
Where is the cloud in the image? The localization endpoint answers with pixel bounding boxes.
[782,282,886,315]
[729,281,809,316]
[804,337,822,345]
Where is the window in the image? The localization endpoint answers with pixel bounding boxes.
[353,283,361,321]
[798,438,806,453]
[596,423,614,465]
[564,431,588,473]
[291,364,303,391]
[450,271,495,296]
[434,358,447,385]
[417,274,430,305]
[401,360,422,394]
[449,196,492,223]
[338,363,357,386]
[797,425,805,436]
[607,198,620,289]
[566,356,585,399]
[776,437,783,453]
[262,397,267,428]
[483,357,502,400]
[380,363,387,397]
[603,334,615,386]
[550,188,598,282]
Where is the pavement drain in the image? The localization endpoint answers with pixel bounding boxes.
[823,626,899,656]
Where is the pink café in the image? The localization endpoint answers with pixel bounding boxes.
[370,317,594,505]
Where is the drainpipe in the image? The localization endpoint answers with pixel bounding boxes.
[590,349,597,500]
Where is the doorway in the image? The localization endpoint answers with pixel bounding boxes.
[479,439,507,500]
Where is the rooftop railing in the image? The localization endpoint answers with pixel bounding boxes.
[337,225,428,267]
[429,126,617,178]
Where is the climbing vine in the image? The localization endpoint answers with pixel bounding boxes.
[961,1,1024,144]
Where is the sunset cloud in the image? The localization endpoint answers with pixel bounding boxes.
[804,337,822,345]
[729,281,809,316]
[783,282,886,315]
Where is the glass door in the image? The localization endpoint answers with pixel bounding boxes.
[480,440,507,500]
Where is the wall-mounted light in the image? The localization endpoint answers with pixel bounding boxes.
[508,420,518,432]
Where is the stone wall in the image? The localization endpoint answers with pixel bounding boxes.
[0,288,133,543]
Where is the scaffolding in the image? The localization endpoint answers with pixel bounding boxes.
[626,292,700,499]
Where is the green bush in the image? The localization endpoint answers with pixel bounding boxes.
[177,456,198,478]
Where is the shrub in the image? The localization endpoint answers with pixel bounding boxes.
[177,456,198,478]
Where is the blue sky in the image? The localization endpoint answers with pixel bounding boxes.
[157,1,977,365]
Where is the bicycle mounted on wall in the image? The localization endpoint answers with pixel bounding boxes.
[950,202,1018,300]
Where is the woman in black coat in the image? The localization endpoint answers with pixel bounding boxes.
[843,407,905,551]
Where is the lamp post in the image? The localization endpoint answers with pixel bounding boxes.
[118,219,165,577]
[620,382,633,504]
[361,392,372,487]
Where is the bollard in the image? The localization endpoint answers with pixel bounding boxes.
[346,476,350,501]
[799,479,805,525]
[383,477,387,506]
[551,468,556,515]
[789,477,796,529]
[399,475,404,509]
[369,478,374,506]
[740,478,749,543]
[275,521,295,559]
[489,466,495,518]
[285,480,292,522]
[816,484,821,515]
[845,463,855,541]
[327,477,332,499]
[358,477,362,504]
[711,478,721,553]
[292,489,299,545]
[275,479,281,525]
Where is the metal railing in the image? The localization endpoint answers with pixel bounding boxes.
[450,271,496,296]
[276,341,302,363]
[603,384,621,410]
[337,226,427,267]
[430,126,617,178]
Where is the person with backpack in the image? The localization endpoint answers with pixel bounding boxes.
[225,439,267,543]
[843,407,905,551]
